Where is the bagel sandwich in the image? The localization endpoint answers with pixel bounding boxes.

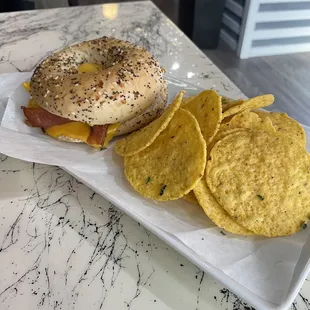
[21,37,168,148]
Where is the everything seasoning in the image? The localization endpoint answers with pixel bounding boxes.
[160,185,167,196]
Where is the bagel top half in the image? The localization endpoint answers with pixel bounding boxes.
[30,37,168,128]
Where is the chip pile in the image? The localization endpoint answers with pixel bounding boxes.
[115,90,310,237]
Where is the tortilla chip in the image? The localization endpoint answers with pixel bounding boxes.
[114,91,184,156]
[194,179,253,235]
[222,94,274,119]
[183,90,222,144]
[222,97,245,112]
[207,130,310,237]
[255,110,306,147]
[124,109,206,201]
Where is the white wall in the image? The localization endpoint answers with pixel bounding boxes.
[221,0,310,59]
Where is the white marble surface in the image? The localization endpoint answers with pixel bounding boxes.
[0,2,310,310]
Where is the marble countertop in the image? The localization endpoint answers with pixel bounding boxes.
[0,2,310,310]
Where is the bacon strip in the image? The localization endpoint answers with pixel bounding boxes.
[21,106,72,129]
[87,125,109,146]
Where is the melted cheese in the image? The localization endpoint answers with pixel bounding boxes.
[22,82,31,92]
[45,122,91,142]
[78,63,103,73]
[103,123,120,147]
[27,99,40,108]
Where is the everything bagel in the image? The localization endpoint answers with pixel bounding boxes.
[22,37,168,147]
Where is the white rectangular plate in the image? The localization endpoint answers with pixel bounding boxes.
[65,75,310,310]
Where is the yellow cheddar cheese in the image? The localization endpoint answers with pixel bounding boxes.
[45,122,91,143]
[78,63,103,73]
[103,123,120,147]
[22,82,31,92]
[27,99,40,108]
